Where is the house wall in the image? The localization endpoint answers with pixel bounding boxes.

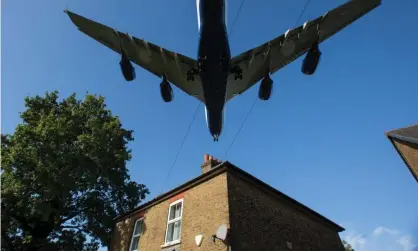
[110,172,230,251]
[227,170,345,251]
[393,139,418,182]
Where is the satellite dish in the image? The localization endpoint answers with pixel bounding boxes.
[216,224,227,240]
[212,224,228,242]
[195,234,203,246]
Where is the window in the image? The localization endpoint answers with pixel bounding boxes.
[165,199,183,244]
[129,218,144,251]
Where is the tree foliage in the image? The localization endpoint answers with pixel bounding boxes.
[1,91,149,250]
[342,240,355,251]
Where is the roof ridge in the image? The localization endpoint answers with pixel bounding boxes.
[386,123,418,136]
[386,124,418,145]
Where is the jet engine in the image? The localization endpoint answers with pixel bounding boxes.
[258,74,273,101]
[160,77,173,102]
[119,50,136,81]
[302,42,321,75]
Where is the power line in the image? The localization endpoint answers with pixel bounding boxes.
[161,101,201,193]
[228,0,246,37]
[223,96,257,159]
[295,0,312,27]
[223,0,313,159]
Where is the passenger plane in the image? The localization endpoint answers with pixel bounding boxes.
[65,0,381,141]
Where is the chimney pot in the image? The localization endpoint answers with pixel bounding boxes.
[201,154,221,174]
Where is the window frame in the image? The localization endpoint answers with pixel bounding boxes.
[129,217,144,251]
[164,198,184,245]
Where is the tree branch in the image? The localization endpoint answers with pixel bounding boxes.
[62,225,83,229]
[59,213,79,224]
[61,225,91,235]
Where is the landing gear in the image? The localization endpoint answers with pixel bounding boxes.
[198,56,207,72]
[187,69,199,81]
[187,56,207,81]
[230,65,243,80]
[235,71,243,80]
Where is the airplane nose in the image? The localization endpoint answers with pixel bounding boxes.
[210,126,221,139]
[210,123,222,139]
[208,117,222,140]
[209,121,222,141]
[206,105,224,141]
[212,134,220,142]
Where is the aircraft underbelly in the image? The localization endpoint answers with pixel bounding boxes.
[201,68,227,138]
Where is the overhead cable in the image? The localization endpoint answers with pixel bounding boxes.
[161,102,201,193]
[223,0,314,159]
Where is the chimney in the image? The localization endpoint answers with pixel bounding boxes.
[201,154,222,174]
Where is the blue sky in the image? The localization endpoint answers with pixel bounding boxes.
[2,0,418,250]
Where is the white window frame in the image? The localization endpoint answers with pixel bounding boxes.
[164,198,184,245]
[129,217,144,251]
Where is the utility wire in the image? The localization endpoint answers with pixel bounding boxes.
[295,0,312,27]
[161,102,201,193]
[223,96,258,159]
[223,0,313,159]
[228,0,246,38]
[222,0,250,160]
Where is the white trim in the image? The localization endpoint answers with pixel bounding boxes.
[160,239,181,248]
[129,217,144,251]
[164,198,184,245]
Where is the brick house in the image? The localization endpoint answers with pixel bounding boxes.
[386,124,418,182]
[110,154,346,251]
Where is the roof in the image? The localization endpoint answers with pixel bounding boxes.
[386,124,418,145]
[114,161,345,232]
[386,124,418,182]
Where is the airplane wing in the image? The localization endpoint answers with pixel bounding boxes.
[65,10,204,102]
[225,0,381,102]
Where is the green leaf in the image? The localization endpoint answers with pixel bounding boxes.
[2,91,149,250]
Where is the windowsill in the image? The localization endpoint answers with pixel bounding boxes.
[161,240,181,248]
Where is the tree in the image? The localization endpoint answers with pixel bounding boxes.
[1,91,149,251]
[342,240,355,251]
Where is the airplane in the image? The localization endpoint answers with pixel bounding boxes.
[65,0,381,141]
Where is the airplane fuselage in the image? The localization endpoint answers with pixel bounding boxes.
[197,0,230,141]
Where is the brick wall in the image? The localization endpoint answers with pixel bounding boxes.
[111,172,229,251]
[180,172,229,251]
[393,139,418,182]
[227,170,345,251]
